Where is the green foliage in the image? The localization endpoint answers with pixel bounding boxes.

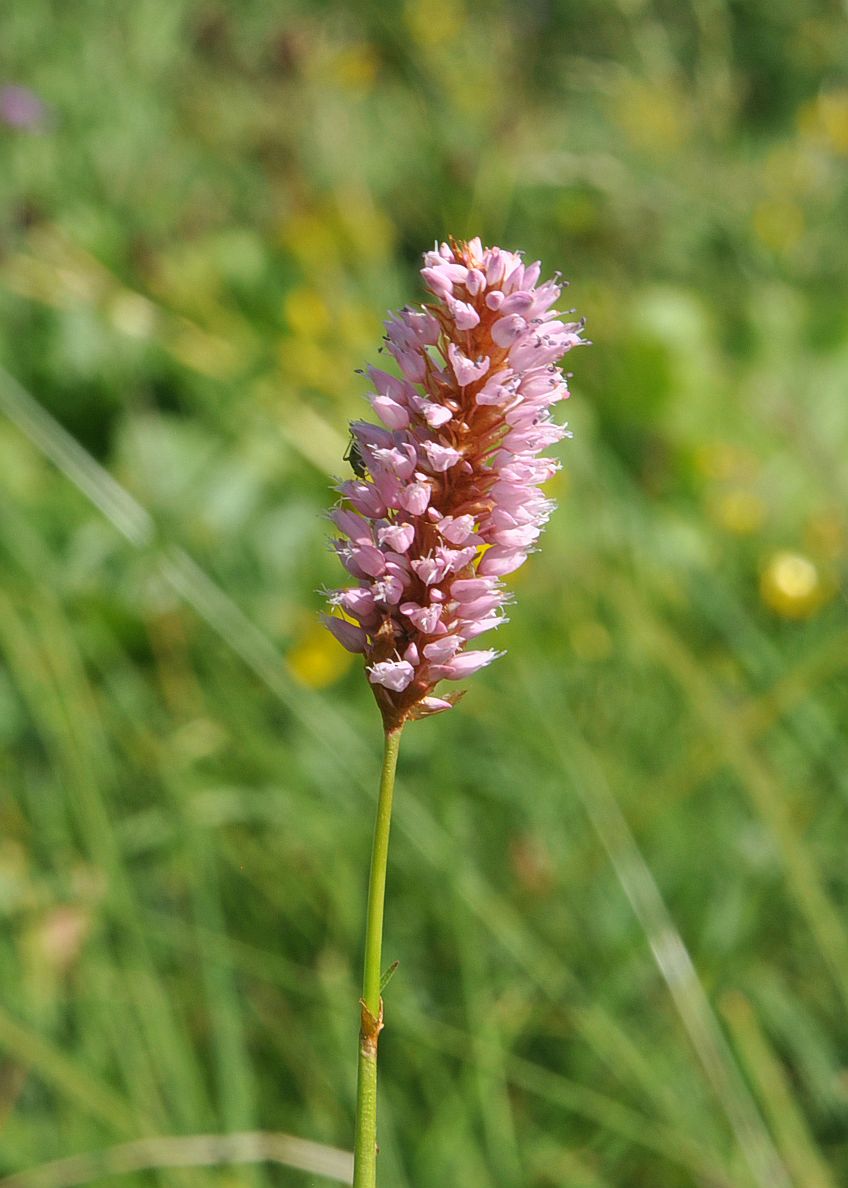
[1,1,847,1185]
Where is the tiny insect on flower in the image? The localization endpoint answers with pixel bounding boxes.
[325,237,588,731]
[344,434,368,477]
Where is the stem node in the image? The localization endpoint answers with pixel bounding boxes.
[359,997,384,1058]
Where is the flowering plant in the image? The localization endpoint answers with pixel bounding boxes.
[324,237,585,1187]
[326,236,585,733]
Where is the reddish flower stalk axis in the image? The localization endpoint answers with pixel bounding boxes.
[325,237,586,732]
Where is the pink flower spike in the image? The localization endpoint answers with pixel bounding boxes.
[324,237,585,730]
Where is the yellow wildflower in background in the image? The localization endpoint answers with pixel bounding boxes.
[760,551,830,620]
[288,620,354,688]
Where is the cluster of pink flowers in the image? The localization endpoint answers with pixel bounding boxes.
[324,237,586,730]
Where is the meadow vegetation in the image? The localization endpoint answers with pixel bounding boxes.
[1,2,847,1185]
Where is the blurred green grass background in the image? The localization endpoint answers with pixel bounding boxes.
[1,2,847,1185]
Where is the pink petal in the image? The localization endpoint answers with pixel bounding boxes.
[368,660,416,692]
[523,261,542,289]
[446,295,480,329]
[450,577,498,601]
[330,507,371,542]
[421,442,463,472]
[421,267,453,298]
[437,545,478,572]
[416,696,454,715]
[492,314,528,347]
[338,479,386,518]
[422,635,463,662]
[371,445,417,481]
[352,544,387,578]
[500,291,535,315]
[322,615,367,653]
[331,586,376,620]
[428,649,502,680]
[461,612,508,638]
[371,395,410,429]
[400,601,445,634]
[436,514,477,544]
[367,366,413,404]
[455,593,503,618]
[371,470,402,508]
[491,524,541,549]
[412,555,449,585]
[391,347,427,384]
[398,478,431,515]
[484,248,507,287]
[377,523,416,552]
[448,343,490,387]
[372,574,406,605]
[478,547,529,577]
[412,396,453,427]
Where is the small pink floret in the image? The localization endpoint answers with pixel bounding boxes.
[322,615,367,654]
[448,343,490,387]
[428,650,502,680]
[368,660,416,692]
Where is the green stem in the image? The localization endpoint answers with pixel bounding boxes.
[353,725,403,1188]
